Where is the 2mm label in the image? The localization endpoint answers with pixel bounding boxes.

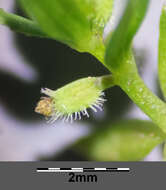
[68,172,97,183]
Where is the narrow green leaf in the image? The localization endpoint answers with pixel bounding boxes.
[0,8,47,38]
[74,120,165,161]
[158,4,166,98]
[19,0,113,55]
[105,0,149,72]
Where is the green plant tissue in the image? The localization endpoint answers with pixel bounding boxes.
[19,0,113,53]
[74,120,165,161]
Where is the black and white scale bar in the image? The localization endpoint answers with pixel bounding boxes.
[36,168,130,173]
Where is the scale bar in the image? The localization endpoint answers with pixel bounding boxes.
[36,168,130,173]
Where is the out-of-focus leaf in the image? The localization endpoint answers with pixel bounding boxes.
[19,0,113,56]
[74,120,165,161]
[158,4,166,98]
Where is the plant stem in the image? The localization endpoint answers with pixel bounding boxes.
[97,75,115,90]
[0,8,48,37]
[158,5,166,99]
[113,51,166,134]
[90,36,166,134]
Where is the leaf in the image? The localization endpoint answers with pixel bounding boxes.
[105,0,149,72]
[19,0,114,55]
[0,8,47,38]
[74,120,165,161]
[158,4,166,99]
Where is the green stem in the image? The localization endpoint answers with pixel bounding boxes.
[158,5,166,98]
[100,0,166,134]
[97,74,115,90]
[0,8,48,38]
[92,41,166,134]
[95,46,166,134]
[105,0,150,71]
[113,51,166,134]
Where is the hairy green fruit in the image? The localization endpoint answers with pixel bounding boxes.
[35,76,116,123]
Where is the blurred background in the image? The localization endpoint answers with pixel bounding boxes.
[0,0,164,161]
